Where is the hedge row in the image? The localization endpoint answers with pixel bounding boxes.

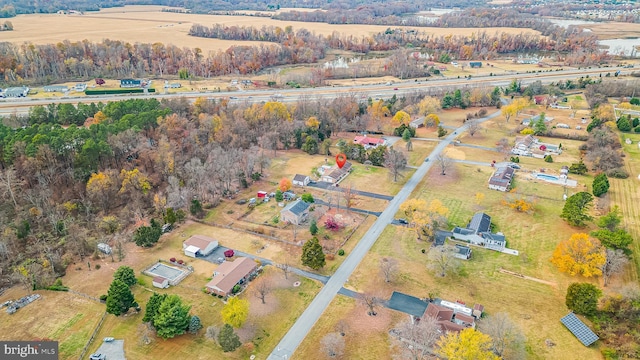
[85,88,156,95]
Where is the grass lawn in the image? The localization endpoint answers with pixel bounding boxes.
[407,140,437,167]
[0,288,105,360]
[347,164,415,196]
[341,163,605,358]
[295,295,403,360]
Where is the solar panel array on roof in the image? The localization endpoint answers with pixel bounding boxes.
[560,313,599,346]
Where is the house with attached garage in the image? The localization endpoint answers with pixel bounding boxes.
[205,257,258,297]
[320,162,352,184]
[280,199,310,225]
[451,212,507,251]
[183,235,219,258]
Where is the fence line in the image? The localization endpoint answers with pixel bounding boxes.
[78,311,108,360]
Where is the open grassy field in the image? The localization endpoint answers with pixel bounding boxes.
[0,288,105,359]
[407,140,437,166]
[5,5,541,54]
[296,295,403,360]
[341,161,604,359]
[85,267,321,360]
[611,133,640,280]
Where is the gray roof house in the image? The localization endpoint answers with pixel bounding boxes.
[452,212,506,251]
[292,174,310,187]
[2,87,29,98]
[280,199,310,225]
[488,166,514,192]
[43,85,69,92]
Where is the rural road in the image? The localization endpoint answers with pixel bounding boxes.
[267,105,504,360]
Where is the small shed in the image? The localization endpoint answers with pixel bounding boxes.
[184,245,200,258]
[469,61,482,68]
[152,276,169,289]
[293,174,310,187]
[257,191,268,199]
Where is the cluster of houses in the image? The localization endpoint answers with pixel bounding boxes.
[511,134,562,158]
[0,86,29,98]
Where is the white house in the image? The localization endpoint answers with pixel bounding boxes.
[152,276,169,289]
[183,235,219,258]
[451,212,507,251]
[292,174,310,187]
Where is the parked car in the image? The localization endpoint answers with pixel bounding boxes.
[161,224,172,233]
[507,163,521,170]
[90,354,106,360]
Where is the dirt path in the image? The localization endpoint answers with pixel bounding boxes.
[609,158,640,282]
[499,268,557,287]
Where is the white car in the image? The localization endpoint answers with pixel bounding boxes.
[90,354,106,360]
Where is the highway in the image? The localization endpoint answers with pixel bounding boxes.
[0,66,633,116]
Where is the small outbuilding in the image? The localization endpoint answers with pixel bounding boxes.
[152,276,169,289]
[183,235,219,258]
[292,174,310,187]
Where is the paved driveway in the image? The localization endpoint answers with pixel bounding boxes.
[91,339,126,360]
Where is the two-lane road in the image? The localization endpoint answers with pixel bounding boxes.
[267,106,504,360]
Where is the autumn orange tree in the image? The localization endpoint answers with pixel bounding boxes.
[279,178,292,192]
[502,195,536,213]
[551,233,605,277]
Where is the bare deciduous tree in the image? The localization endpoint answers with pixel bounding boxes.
[384,148,407,182]
[435,153,451,176]
[479,312,526,359]
[496,138,511,159]
[380,257,398,283]
[334,320,350,336]
[253,278,272,304]
[395,316,442,360]
[601,248,628,287]
[467,118,480,137]
[321,332,345,358]
[359,293,382,316]
[427,245,459,277]
[276,261,292,280]
[342,183,356,213]
[205,326,217,340]
[0,167,21,209]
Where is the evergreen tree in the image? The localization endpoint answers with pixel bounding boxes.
[437,126,448,138]
[569,160,588,175]
[133,223,162,247]
[592,173,610,197]
[566,283,602,316]
[164,207,177,225]
[142,293,167,326]
[301,136,319,155]
[275,189,284,202]
[403,128,413,151]
[188,315,203,334]
[190,198,203,217]
[301,237,326,270]
[561,192,594,227]
[113,266,136,287]
[309,220,318,236]
[218,324,241,352]
[154,294,191,339]
[533,115,547,135]
[617,117,632,132]
[106,279,135,316]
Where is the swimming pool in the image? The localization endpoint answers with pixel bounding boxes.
[536,174,559,181]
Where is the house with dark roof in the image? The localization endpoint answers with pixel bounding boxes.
[452,212,507,251]
[512,134,562,158]
[280,199,310,225]
[292,174,310,187]
[453,244,472,260]
[205,257,258,297]
[488,166,514,192]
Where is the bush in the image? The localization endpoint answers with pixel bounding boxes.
[232,284,241,294]
[338,249,345,256]
[421,249,426,254]
[301,193,314,203]
[477,108,488,117]
[136,277,147,287]
[170,257,176,263]
[544,155,553,163]
[95,264,101,270]
[634,126,640,133]
[100,294,108,301]
[606,168,629,179]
